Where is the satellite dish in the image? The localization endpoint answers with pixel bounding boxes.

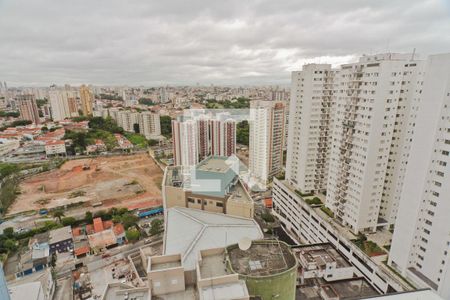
[238,237,252,251]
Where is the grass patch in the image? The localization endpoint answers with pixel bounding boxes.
[352,237,386,257]
[124,133,149,148]
[320,206,334,218]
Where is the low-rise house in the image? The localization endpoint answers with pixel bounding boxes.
[114,134,133,150]
[0,138,20,156]
[86,218,126,254]
[48,226,73,254]
[44,140,66,156]
[86,139,107,154]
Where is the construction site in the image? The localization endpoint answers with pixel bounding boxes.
[7,153,163,215]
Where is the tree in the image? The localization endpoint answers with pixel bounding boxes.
[52,209,65,223]
[148,139,158,146]
[125,228,140,242]
[11,120,32,127]
[3,239,17,252]
[3,227,14,238]
[61,217,76,227]
[160,116,172,137]
[120,213,139,229]
[236,120,249,146]
[85,211,93,223]
[150,219,163,236]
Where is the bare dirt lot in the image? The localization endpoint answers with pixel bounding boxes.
[7,153,163,215]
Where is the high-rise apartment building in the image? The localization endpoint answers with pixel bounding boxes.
[139,112,161,139]
[17,94,40,124]
[172,113,237,167]
[286,64,335,194]
[117,110,140,132]
[249,100,285,185]
[389,53,450,299]
[210,113,236,157]
[172,119,199,167]
[49,89,78,121]
[285,53,424,234]
[79,84,94,116]
[326,53,423,233]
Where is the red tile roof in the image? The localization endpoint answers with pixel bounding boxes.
[72,227,82,237]
[93,217,104,233]
[113,224,125,236]
[74,246,90,256]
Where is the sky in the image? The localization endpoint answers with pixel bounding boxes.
[0,0,449,87]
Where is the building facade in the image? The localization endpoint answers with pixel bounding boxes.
[249,100,286,185]
[17,94,40,124]
[49,89,78,121]
[388,53,450,299]
[286,64,335,194]
[79,84,93,116]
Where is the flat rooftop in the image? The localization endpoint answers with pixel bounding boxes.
[227,240,297,277]
[296,277,379,300]
[164,207,263,270]
[199,251,229,279]
[293,243,351,269]
[197,156,233,173]
[151,261,182,271]
[200,280,249,300]
[228,181,252,204]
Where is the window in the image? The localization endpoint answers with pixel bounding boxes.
[216,202,223,207]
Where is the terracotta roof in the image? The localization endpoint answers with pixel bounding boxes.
[72,227,82,237]
[74,246,90,256]
[93,217,104,233]
[45,140,65,146]
[113,224,125,236]
[85,224,94,235]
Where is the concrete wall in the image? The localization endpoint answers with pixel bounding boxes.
[148,254,185,296]
[226,198,253,219]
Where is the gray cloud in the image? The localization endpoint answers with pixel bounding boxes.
[0,0,449,86]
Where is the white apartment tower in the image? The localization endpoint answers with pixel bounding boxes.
[249,100,286,185]
[49,89,78,121]
[139,112,161,139]
[389,53,450,299]
[286,64,335,194]
[117,110,140,132]
[172,119,199,167]
[325,53,423,233]
[286,54,425,233]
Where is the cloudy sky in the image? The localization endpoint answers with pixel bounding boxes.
[0,0,449,86]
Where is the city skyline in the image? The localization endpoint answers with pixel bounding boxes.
[1,0,450,86]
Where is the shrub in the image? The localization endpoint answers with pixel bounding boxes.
[320,206,334,218]
[125,228,140,242]
[306,197,322,206]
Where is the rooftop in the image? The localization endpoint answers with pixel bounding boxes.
[200,281,249,300]
[164,207,263,270]
[227,240,297,277]
[296,277,379,300]
[49,226,73,244]
[293,243,351,269]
